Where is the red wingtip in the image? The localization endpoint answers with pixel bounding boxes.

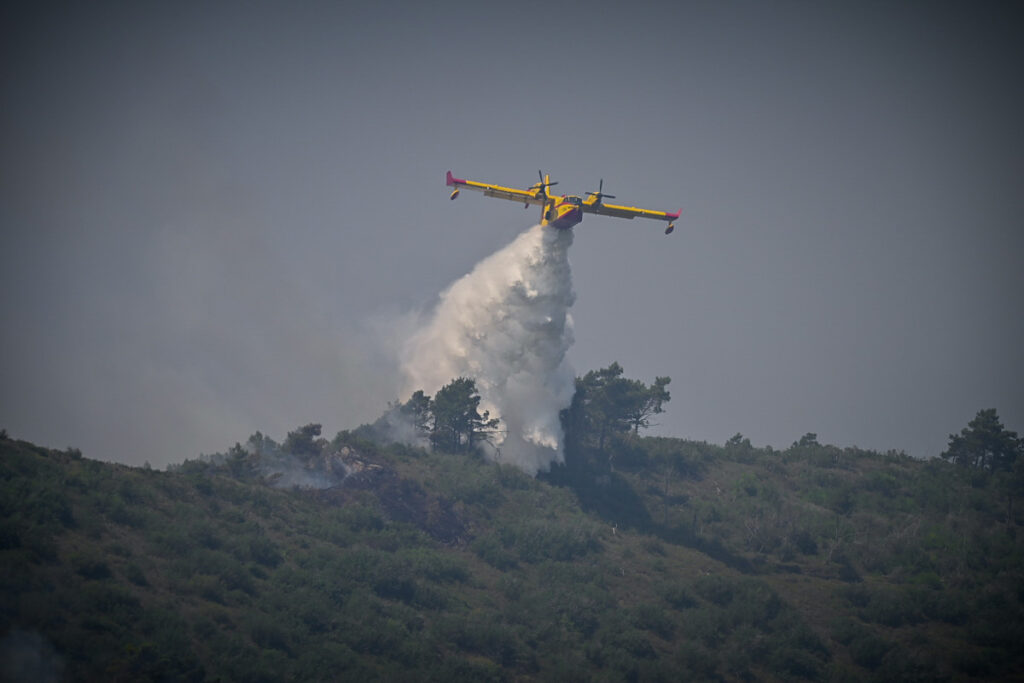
[668,208,682,220]
[446,170,467,187]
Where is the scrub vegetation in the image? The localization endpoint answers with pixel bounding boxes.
[1,381,1021,681]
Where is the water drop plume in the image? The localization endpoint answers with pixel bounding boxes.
[401,224,576,475]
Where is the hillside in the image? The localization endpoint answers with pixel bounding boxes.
[1,429,1023,681]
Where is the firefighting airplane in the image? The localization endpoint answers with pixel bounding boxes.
[446,170,681,234]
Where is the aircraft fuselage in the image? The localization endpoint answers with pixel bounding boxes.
[542,195,584,229]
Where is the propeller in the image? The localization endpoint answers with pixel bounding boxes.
[530,169,559,194]
[585,178,616,201]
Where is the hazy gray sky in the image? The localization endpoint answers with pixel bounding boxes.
[2,1,1022,467]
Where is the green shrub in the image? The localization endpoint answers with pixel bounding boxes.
[24,487,76,529]
[77,583,142,621]
[122,562,148,586]
[632,603,675,639]
[693,575,735,606]
[430,656,505,683]
[71,553,112,580]
[398,546,469,583]
[858,586,923,627]
[768,646,825,679]
[642,537,667,556]
[873,648,941,681]
[848,630,891,670]
[495,517,601,563]
[672,641,719,679]
[660,581,697,610]
[335,503,385,532]
[248,535,283,568]
[250,617,291,653]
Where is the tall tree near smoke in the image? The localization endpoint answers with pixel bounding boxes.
[401,225,576,475]
[624,375,671,435]
[400,390,433,439]
[283,423,324,456]
[430,378,500,453]
[565,362,672,453]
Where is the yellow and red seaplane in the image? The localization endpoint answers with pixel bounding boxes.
[446,170,681,235]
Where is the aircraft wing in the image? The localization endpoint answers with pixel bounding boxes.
[582,200,681,223]
[446,171,545,206]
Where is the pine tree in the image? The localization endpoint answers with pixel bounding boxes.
[941,409,1022,472]
[429,378,500,453]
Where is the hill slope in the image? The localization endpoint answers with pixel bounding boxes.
[1,431,1022,681]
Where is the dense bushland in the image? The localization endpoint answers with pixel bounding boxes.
[1,406,1022,680]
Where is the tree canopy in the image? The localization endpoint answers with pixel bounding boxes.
[283,423,324,457]
[565,362,671,453]
[399,390,433,438]
[941,409,1022,472]
[430,377,500,453]
[393,378,500,454]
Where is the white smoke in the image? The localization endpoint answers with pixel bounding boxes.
[401,224,576,475]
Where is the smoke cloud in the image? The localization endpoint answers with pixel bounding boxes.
[401,224,576,475]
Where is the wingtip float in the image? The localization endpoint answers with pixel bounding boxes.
[446,170,681,234]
